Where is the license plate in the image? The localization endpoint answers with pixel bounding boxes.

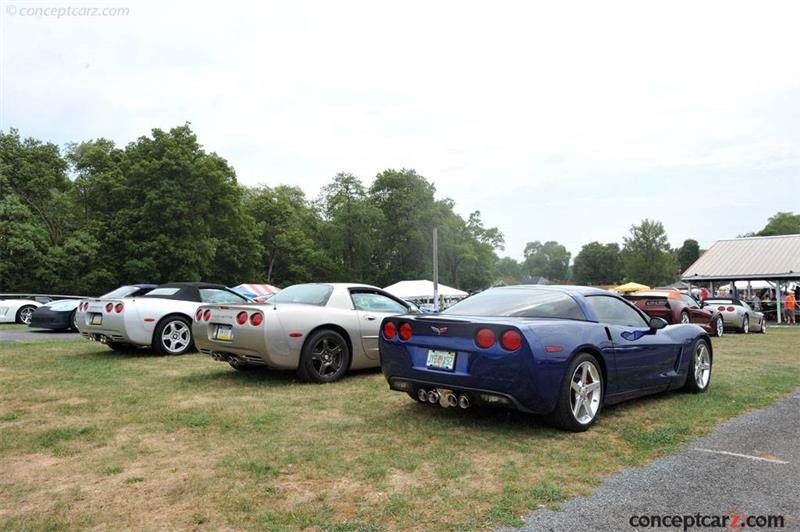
[91,314,103,325]
[426,350,456,371]
[215,325,233,341]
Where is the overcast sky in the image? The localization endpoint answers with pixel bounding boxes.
[1,0,798,260]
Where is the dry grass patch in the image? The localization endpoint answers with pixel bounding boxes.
[1,330,799,530]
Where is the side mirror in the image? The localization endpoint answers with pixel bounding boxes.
[649,316,668,330]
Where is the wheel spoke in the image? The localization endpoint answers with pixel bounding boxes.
[585,382,600,393]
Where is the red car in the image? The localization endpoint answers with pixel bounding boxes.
[624,290,724,337]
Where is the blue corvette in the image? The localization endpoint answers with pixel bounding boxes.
[379,285,713,431]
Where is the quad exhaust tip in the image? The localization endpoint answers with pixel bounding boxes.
[446,394,458,408]
[427,390,440,404]
[458,395,470,409]
[417,388,428,402]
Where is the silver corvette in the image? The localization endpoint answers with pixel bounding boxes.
[193,283,415,382]
[704,298,766,334]
[77,282,249,354]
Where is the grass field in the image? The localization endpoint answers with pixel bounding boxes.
[1,329,799,531]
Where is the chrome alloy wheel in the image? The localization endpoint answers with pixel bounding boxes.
[680,312,690,324]
[742,316,749,334]
[19,306,34,325]
[694,342,711,389]
[716,317,724,337]
[311,337,344,378]
[570,361,601,425]
[161,320,191,354]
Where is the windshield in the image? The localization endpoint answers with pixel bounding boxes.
[101,286,140,299]
[270,284,333,306]
[442,288,586,320]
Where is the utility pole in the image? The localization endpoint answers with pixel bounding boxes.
[432,227,439,312]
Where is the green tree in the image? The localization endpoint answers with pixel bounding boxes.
[113,124,261,285]
[523,241,571,282]
[368,169,437,286]
[621,219,678,286]
[494,256,523,285]
[245,185,334,285]
[573,242,621,285]
[755,212,800,236]
[676,238,700,273]
[319,173,383,282]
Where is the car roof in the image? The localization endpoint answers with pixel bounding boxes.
[490,284,612,297]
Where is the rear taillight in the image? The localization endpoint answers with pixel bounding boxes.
[195,309,203,321]
[475,328,496,349]
[726,306,735,312]
[203,309,212,321]
[236,311,248,325]
[105,303,113,312]
[383,321,397,339]
[718,306,725,311]
[399,322,412,341]
[500,330,522,351]
[114,303,124,313]
[250,312,264,326]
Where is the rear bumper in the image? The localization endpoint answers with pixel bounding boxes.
[193,324,296,370]
[380,343,558,415]
[29,312,71,330]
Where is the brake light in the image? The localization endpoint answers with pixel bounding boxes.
[718,306,725,311]
[399,322,412,341]
[383,321,397,339]
[114,303,124,313]
[500,330,522,351]
[726,306,735,312]
[475,328,496,349]
[105,303,113,312]
[203,309,211,321]
[236,311,248,325]
[250,312,264,326]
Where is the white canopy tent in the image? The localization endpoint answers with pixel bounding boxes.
[383,280,468,308]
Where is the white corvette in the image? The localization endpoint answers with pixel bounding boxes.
[76,282,250,354]
[0,298,42,325]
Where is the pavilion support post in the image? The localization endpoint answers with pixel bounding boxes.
[709,281,714,297]
[776,281,782,324]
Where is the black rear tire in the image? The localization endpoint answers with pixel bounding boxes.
[712,316,724,337]
[544,353,603,432]
[69,310,79,332]
[740,315,749,334]
[297,329,350,383]
[152,315,194,355]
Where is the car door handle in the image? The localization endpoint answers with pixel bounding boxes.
[365,315,376,321]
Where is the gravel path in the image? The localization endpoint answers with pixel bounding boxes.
[507,388,800,531]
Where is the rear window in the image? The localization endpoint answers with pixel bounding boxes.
[442,289,585,320]
[270,284,333,306]
[200,289,247,304]
[101,286,140,299]
[142,288,180,297]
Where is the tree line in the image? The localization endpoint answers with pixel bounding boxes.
[0,125,503,295]
[2,124,797,295]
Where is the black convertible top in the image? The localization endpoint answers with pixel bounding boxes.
[141,282,240,303]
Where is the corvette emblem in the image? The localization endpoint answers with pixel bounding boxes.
[431,326,448,335]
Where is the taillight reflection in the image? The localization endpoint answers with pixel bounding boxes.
[500,330,522,351]
[383,321,397,339]
[105,303,113,313]
[114,303,124,313]
[236,311,248,325]
[250,312,264,326]
[203,309,212,321]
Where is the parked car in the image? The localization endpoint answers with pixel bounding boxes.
[76,282,248,354]
[0,298,42,325]
[624,290,724,337]
[193,283,415,382]
[379,285,712,432]
[703,297,766,334]
[31,285,157,331]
